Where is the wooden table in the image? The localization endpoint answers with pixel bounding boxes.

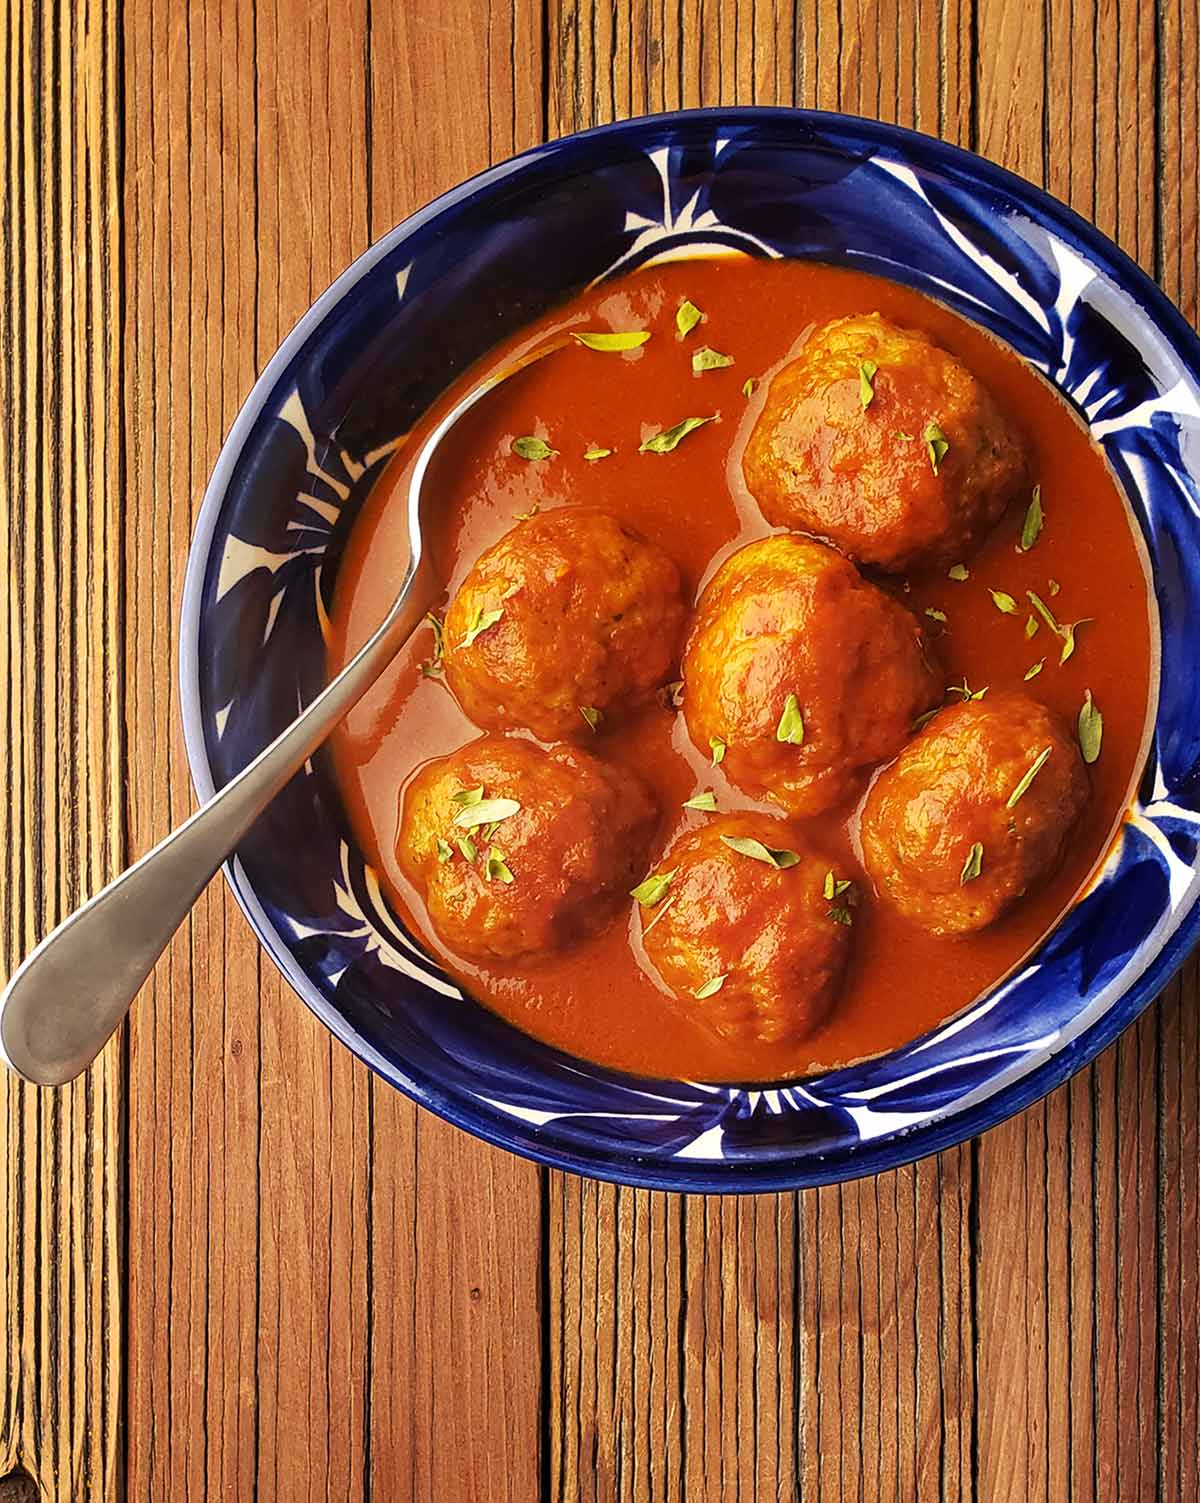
[2,2,1197,1497]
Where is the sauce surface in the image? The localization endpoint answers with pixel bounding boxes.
[327,258,1154,1082]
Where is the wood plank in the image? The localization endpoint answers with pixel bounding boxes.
[363,5,545,1500]
[0,0,124,1497]
[544,6,976,1499]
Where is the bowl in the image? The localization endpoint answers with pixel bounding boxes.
[180,108,1200,1191]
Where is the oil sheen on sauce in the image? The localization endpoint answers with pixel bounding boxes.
[327,257,1154,1083]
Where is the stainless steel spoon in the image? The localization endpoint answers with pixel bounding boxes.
[0,339,560,1086]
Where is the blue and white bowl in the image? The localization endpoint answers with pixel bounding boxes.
[180,109,1200,1191]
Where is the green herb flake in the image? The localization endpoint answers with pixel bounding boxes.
[948,563,970,581]
[579,705,602,732]
[693,345,734,373]
[1078,689,1103,764]
[583,446,613,462]
[1024,659,1045,681]
[451,785,485,808]
[1048,578,1062,596]
[823,870,853,900]
[923,420,950,474]
[631,869,675,907]
[484,847,515,884]
[452,796,521,830]
[694,974,727,1000]
[424,612,445,666]
[742,377,757,398]
[960,841,984,885]
[990,589,1019,615]
[676,299,703,337]
[719,835,800,870]
[1026,589,1062,637]
[1024,615,1040,640]
[948,679,989,701]
[776,693,806,745]
[1020,485,1044,551]
[912,707,941,732]
[456,835,477,863]
[571,329,651,352]
[858,358,879,409]
[895,429,916,441]
[461,603,505,648]
[511,435,557,461]
[827,906,854,926]
[683,790,718,812]
[1059,618,1092,666]
[1006,746,1053,810]
[435,837,454,864]
[709,735,727,766]
[640,415,716,453]
[925,607,948,623]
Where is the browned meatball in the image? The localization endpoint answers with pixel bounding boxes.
[636,814,854,1045]
[860,692,1089,935]
[743,312,1028,571]
[683,536,942,815]
[442,507,687,741]
[398,736,657,963]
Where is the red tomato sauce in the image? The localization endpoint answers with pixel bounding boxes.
[327,258,1154,1082]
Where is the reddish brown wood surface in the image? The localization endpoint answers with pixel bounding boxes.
[0,2,1197,1498]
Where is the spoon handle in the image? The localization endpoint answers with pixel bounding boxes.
[0,571,427,1087]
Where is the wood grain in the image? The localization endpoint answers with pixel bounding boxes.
[2,1,1198,1498]
[0,0,125,1497]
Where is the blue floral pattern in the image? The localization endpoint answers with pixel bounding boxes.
[180,110,1200,1191]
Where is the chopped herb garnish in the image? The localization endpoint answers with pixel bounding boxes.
[631,870,675,906]
[683,791,718,812]
[776,693,806,745]
[675,299,703,337]
[960,841,984,884]
[435,837,454,864]
[453,797,521,830]
[424,612,445,671]
[452,785,485,808]
[579,705,602,732]
[1024,615,1040,640]
[858,358,878,409]
[948,679,988,701]
[1048,578,1061,596]
[1024,659,1045,680]
[742,377,757,398]
[709,735,727,766]
[484,847,515,883]
[640,415,716,453]
[511,435,557,461]
[693,346,734,372]
[462,603,505,647]
[990,589,1019,615]
[948,563,970,581]
[571,329,650,351]
[827,906,854,926]
[923,420,949,474]
[1026,589,1061,636]
[895,429,916,441]
[1078,689,1103,764]
[925,607,948,623]
[719,835,800,870]
[1020,485,1044,551]
[583,447,613,462]
[694,974,727,999]
[823,870,853,901]
[456,835,477,863]
[913,707,941,731]
[1006,746,1053,809]
[1059,618,1092,665]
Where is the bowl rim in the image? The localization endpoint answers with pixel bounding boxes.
[180,105,1200,1191]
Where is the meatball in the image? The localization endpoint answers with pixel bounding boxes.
[636,814,854,1045]
[860,692,1089,935]
[442,506,687,741]
[398,735,657,963]
[683,536,942,815]
[742,312,1028,571]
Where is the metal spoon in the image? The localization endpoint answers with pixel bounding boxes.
[0,339,561,1086]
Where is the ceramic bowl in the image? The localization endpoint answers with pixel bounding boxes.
[180,108,1200,1191]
